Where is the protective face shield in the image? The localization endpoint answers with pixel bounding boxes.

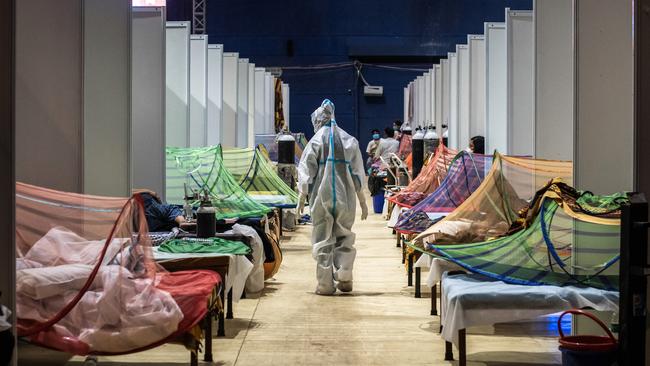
[311,99,336,132]
[372,133,380,140]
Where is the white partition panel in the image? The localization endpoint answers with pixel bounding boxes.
[132,6,165,197]
[506,10,534,156]
[574,0,633,193]
[189,35,208,147]
[236,58,249,147]
[207,44,223,145]
[403,87,409,126]
[534,0,573,160]
[254,67,266,134]
[413,79,420,127]
[83,0,131,196]
[222,52,239,147]
[424,72,432,126]
[417,75,426,128]
[485,22,507,155]
[572,1,633,334]
[248,63,256,147]
[165,21,190,148]
[434,64,443,133]
[282,83,290,129]
[468,35,486,138]
[457,44,470,150]
[16,0,84,192]
[448,52,459,149]
[264,73,275,134]
[441,59,450,130]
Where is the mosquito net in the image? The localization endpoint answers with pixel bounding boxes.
[166,145,271,219]
[422,180,624,290]
[394,151,492,234]
[221,146,299,207]
[397,134,412,160]
[16,182,220,355]
[387,144,458,208]
[255,133,308,163]
[414,153,573,244]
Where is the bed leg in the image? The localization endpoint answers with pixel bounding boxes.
[227,288,234,319]
[190,350,198,366]
[439,282,444,333]
[407,253,413,287]
[444,341,454,361]
[430,284,437,316]
[459,329,466,366]
[396,232,400,247]
[414,267,421,298]
[204,312,213,362]
[401,236,406,264]
[218,289,226,337]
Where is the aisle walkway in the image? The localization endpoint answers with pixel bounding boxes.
[76,200,562,366]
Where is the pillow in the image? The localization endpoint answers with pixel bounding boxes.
[17,263,94,300]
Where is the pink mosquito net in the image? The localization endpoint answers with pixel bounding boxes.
[388,144,458,208]
[16,182,220,355]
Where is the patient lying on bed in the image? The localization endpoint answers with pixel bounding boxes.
[135,190,186,232]
[429,216,511,244]
[17,226,184,353]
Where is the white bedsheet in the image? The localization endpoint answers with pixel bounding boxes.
[414,256,465,287]
[226,224,265,294]
[425,212,448,221]
[153,247,253,303]
[440,273,619,345]
[387,206,407,228]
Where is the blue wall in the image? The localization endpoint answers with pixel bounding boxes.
[168,0,531,147]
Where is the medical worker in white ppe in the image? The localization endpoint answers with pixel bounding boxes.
[297,99,369,295]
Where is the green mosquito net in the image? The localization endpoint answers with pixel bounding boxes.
[423,181,624,290]
[221,146,299,207]
[409,153,624,290]
[166,145,271,219]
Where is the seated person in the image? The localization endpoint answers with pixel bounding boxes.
[469,135,485,154]
[134,190,186,232]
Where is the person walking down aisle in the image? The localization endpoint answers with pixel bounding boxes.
[297,99,369,296]
[366,128,381,169]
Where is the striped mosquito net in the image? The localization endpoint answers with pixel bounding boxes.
[420,180,624,290]
[387,144,458,208]
[414,153,573,244]
[394,151,492,234]
[166,145,271,219]
[221,146,299,207]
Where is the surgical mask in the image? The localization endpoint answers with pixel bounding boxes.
[372,133,380,140]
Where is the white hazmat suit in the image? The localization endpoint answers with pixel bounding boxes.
[298,99,368,295]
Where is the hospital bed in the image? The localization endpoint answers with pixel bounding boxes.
[154,232,256,338]
[437,272,619,366]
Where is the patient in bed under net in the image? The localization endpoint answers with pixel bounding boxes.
[134,190,186,232]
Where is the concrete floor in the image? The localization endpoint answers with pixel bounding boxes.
[50,202,563,365]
